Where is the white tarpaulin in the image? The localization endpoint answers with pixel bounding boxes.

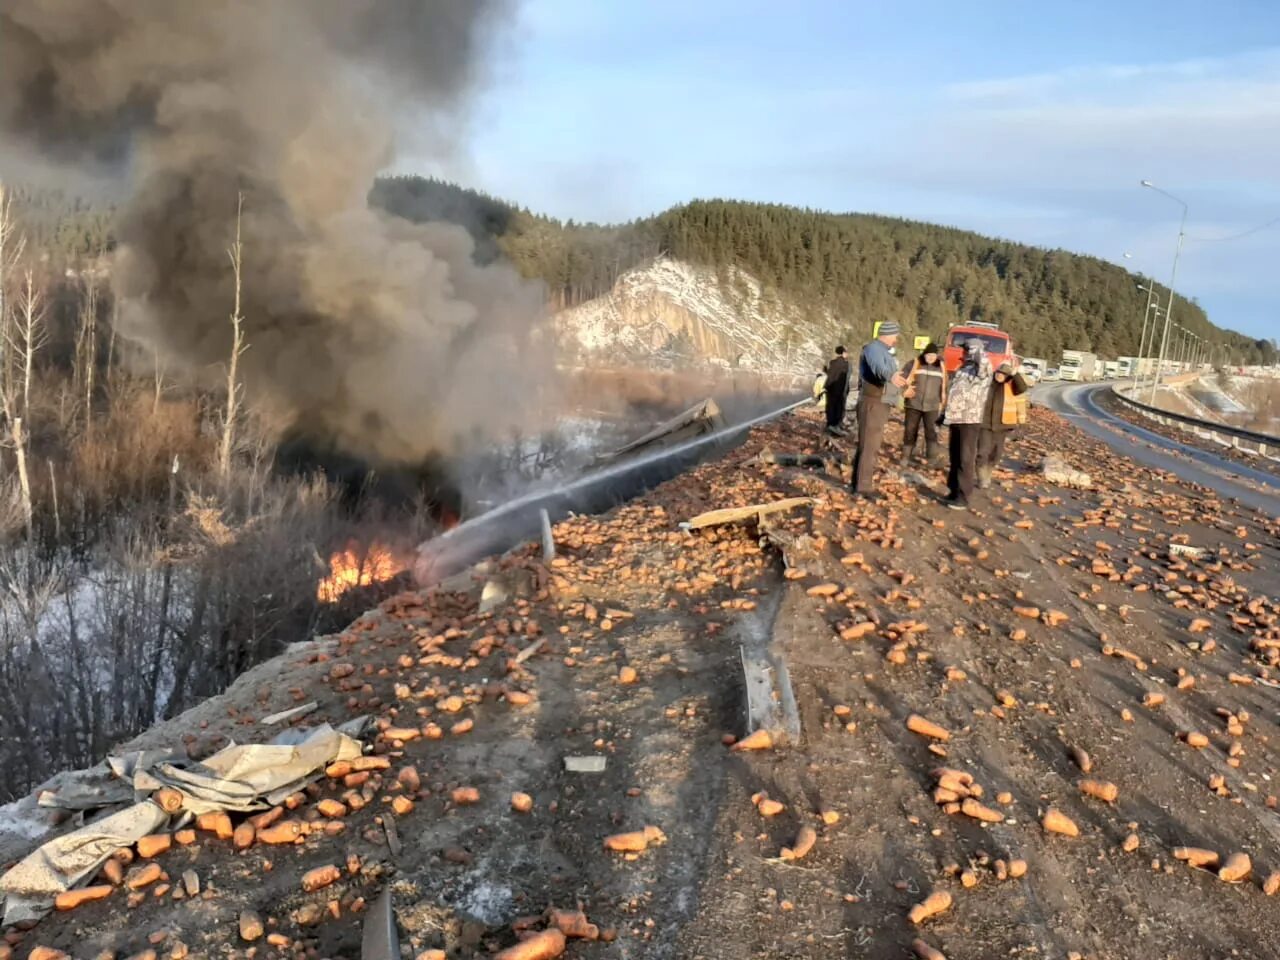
[0,723,363,925]
[111,723,361,814]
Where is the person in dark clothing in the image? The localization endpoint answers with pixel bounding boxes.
[940,338,993,510]
[900,341,947,464]
[851,322,908,498]
[823,346,850,435]
[976,361,1029,488]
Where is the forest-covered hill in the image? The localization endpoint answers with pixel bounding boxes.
[371,176,1276,364]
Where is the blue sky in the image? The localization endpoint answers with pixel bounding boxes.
[411,0,1280,341]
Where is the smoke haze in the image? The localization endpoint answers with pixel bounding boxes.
[0,0,550,464]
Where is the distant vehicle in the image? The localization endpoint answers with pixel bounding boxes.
[1115,358,1132,378]
[943,322,1014,373]
[1020,357,1048,382]
[1043,367,1061,381]
[1126,358,1157,378]
[1102,361,1120,379]
[1060,350,1098,382]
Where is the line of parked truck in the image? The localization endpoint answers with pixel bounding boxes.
[935,323,1200,386]
[1019,351,1198,384]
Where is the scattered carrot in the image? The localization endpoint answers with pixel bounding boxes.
[549,909,599,940]
[257,820,305,844]
[731,729,773,752]
[1219,852,1252,883]
[960,799,1004,823]
[153,788,183,814]
[603,825,666,853]
[1042,808,1078,837]
[912,938,947,960]
[757,799,785,817]
[840,622,876,641]
[1079,780,1118,803]
[493,929,567,960]
[908,890,952,925]
[781,826,817,861]
[196,811,233,840]
[54,885,113,911]
[906,714,951,742]
[232,822,255,849]
[1068,746,1092,773]
[1173,847,1219,869]
[301,865,341,892]
[136,834,171,859]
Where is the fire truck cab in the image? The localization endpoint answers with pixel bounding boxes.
[942,322,1014,374]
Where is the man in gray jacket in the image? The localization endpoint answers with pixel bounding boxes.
[940,338,993,510]
[851,321,908,499]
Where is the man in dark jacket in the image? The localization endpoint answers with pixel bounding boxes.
[823,346,850,436]
[851,322,908,498]
[900,341,947,464]
[976,361,1029,488]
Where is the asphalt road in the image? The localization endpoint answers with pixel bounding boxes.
[1035,380,1280,516]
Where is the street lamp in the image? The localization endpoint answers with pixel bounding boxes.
[1141,179,1189,403]
[1135,283,1161,390]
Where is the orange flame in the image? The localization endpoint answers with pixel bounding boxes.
[317,542,404,603]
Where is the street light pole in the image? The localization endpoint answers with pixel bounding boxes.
[1142,180,1188,404]
[1135,281,1158,391]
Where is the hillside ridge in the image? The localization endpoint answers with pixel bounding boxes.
[372,176,1277,365]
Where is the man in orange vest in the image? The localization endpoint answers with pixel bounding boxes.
[976,361,1029,489]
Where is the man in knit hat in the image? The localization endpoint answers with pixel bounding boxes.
[851,321,908,499]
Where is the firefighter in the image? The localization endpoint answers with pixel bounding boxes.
[976,360,1030,488]
[900,341,947,464]
[823,346,850,436]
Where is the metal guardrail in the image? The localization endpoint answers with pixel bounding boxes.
[1109,386,1279,455]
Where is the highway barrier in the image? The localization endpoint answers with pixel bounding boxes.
[1110,386,1279,459]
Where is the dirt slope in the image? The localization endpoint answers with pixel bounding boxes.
[9,400,1280,960]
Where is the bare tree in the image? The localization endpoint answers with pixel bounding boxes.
[76,269,100,428]
[0,272,45,542]
[153,350,167,416]
[13,270,46,422]
[0,182,27,416]
[218,193,248,481]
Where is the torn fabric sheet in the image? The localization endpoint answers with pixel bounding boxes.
[0,723,363,925]
[108,724,361,814]
[0,801,167,924]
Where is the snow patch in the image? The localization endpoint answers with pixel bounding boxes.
[555,257,826,377]
[0,800,48,843]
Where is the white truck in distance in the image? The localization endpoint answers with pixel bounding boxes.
[1020,357,1048,383]
[1059,350,1098,382]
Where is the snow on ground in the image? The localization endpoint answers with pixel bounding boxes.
[556,257,825,378]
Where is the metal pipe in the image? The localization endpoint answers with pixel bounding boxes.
[414,395,811,585]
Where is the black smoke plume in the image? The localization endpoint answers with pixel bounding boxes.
[0,0,550,464]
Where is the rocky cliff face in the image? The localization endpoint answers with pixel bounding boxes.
[555,257,829,378]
